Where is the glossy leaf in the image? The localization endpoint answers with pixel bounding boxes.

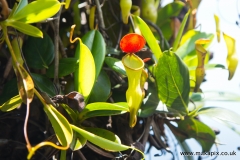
[5,21,43,37]
[70,131,87,151]
[13,0,28,16]
[79,102,129,122]
[176,30,214,59]
[178,118,215,152]
[223,33,238,80]
[132,15,162,60]
[82,30,106,78]
[172,10,190,52]
[74,41,95,101]
[157,1,185,25]
[84,127,121,144]
[197,107,240,125]
[0,95,22,112]
[71,125,129,152]
[46,58,78,78]
[89,5,96,30]
[11,37,24,66]
[120,0,132,24]
[61,104,78,123]
[156,50,190,114]
[11,0,61,23]
[120,33,146,53]
[214,14,221,42]
[88,70,111,103]
[44,104,73,146]
[23,31,54,69]
[31,73,56,97]
[104,57,126,75]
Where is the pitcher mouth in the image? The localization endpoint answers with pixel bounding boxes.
[122,54,144,71]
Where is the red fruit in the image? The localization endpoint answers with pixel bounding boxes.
[120,33,146,53]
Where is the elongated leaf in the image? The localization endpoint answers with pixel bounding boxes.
[5,21,43,37]
[173,10,190,52]
[31,73,56,97]
[44,104,73,146]
[89,70,111,103]
[74,42,95,101]
[132,15,162,60]
[0,95,22,112]
[71,125,129,152]
[223,33,238,80]
[197,107,240,125]
[46,58,78,78]
[82,30,106,78]
[11,0,61,23]
[104,57,126,75]
[23,31,54,69]
[156,50,190,114]
[65,0,71,9]
[157,1,185,25]
[70,131,87,150]
[214,14,221,42]
[178,118,215,152]
[84,127,121,144]
[13,0,28,16]
[79,102,129,121]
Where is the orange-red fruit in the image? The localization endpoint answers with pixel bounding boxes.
[120,33,146,53]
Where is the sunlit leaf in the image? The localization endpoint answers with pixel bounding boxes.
[23,31,54,69]
[4,20,43,37]
[223,33,238,80]
[44,104,73,146]
[71,125,129,152]
[89,70,111,103]
[173,10,190,52]
[65,0,71,9]
[104,57,126,75]
[132,15,162,60]
[214,14,221,42]
[197,107,240,125]
[70,131,87,151]
[0,95,22,112]
[178,118,215,152]
[12,0,28,16]
[79,102,129,122]
[11,0,61,23]
[74,41,95,101]
[46,58,78,78]
[84,127,121,144]
[82,30,106,78]
[31,73,56,97]
[156,50,190,114]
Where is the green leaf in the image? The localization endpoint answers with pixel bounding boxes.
[13,0,28,16]
[132,15,162,60]
[172,10,190,52]
[23,31,54,69]
[79,102,129,122]
[84,127,121,144]
[156,50,190,114]
[176,30,214,59]
[0,95,22,112]
[74,41,95,101]
[70,131,87,151]
[89,70,111,103]
[197,107,240,125]
[157,1,185,25]
[82,30,106,78]
[104,57,126,75]
[71,125,130,152]
[11,0,61,23]
[31,73,56,97]
[178,118,215,152]
[46,58,78,78]
[0,78,18,105]
[65,0,71,9]
[61,104,78,123]
[5,20,43,37]
[43,104,73,146]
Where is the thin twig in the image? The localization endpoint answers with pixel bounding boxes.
[95,0,105,29]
